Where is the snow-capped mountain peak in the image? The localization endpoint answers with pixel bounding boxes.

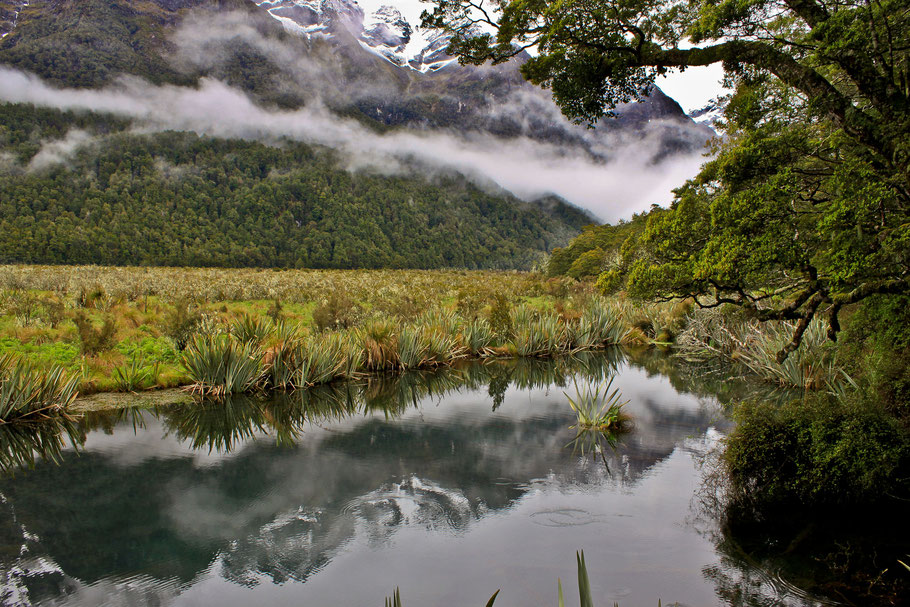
[361,5,412,65]
[364,5,411,47]
[689,101,724,129]
[255,0,363,38]
[253,0,457,72]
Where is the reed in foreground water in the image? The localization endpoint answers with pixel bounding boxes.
[385,552,672,606]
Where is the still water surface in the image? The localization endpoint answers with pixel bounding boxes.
[0,354,828,606]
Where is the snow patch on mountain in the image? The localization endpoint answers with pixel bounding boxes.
[252,0,457,72]
[689,101,724,129]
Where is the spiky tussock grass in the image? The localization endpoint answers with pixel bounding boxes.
[396,325,426,370]
[296,334,347,386]
[0,354,79,423]
[567,377,630,432]
[461,317,496,355]
[675,310,848,390]
[112,355,156,392]
[511,306,569,357]
[230,314,271,346]
[182,335,263,398]
[262,338,302,390]
[357,320,399,371]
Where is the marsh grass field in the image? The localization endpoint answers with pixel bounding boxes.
[0,264,852,407]
[0,265,618,396]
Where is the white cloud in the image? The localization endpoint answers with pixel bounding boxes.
[0,66,708,221]
[27,129,94,171]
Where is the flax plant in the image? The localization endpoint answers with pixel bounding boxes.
[461,318,496,355]
[0,354,79,423]
[231,314,272,346]
[358,320,399,371]
[396,325,427,369]
[675,311,849,391]
[112,355,155,392]
[567,377,630,433]
[296,334,345,386]
[182,335,263,398]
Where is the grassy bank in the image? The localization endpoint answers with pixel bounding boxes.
[0,265,636,396]
[0,265,866,401]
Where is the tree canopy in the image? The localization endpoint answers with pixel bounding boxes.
[424,0,910,359]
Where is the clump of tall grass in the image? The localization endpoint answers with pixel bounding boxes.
[296,333,347,386]
[358,320,399,371]
[262,337,302,390]
[512,308,568,357]
[0,354,79,422]
[182,335,263,398]
[419,310,465,366]
[568,304,625,350]
[461,318,496,355]
[675,310,847,390]
[231,314,271,346]
[112,355,157,392]
[567,377,631,433]
[396,325,427,369]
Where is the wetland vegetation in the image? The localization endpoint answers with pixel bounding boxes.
[1,0,908,601]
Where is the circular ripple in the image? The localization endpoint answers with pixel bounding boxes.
[529,508,604,527]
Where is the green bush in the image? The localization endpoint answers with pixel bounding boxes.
[722,396,910,516]
[72,311,117,355]
[162,299,202,352]
[312,290,360,331]
[839,294,910,416]
[487,293,513,340]
[566,247,605,279]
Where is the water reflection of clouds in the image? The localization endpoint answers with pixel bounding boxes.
[0,356,809,607]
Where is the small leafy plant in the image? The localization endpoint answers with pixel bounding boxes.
[567,377,630,432]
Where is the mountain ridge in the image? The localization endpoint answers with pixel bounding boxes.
[0,0,713,269]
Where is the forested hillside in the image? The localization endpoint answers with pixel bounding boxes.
[0,103,590,268]
[546,211,653,279]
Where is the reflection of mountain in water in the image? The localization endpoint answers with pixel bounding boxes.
[0,353,732,605]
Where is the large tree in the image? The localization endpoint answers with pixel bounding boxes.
[423,0,909,359]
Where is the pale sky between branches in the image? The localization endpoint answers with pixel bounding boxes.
[356,0,729,113]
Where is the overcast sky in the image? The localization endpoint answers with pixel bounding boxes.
[356,0,728,113]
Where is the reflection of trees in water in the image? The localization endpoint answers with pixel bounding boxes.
[626,349,799,408]
[71,351,628,457]
[702,515,910,607]
[691,443,908,607]
[0,419,83,474]
[0,349,773,605]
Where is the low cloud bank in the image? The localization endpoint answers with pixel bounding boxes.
[0,66,707,221]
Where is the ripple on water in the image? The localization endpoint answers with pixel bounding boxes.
[528,508,606,528]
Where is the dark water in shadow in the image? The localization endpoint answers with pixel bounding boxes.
[0,352,833,606]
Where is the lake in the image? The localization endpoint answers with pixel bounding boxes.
[0,353,830,606]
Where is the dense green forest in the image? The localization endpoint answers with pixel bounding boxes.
[0,103,589,269]
[0,0,252,88]
[545,211,653,278]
